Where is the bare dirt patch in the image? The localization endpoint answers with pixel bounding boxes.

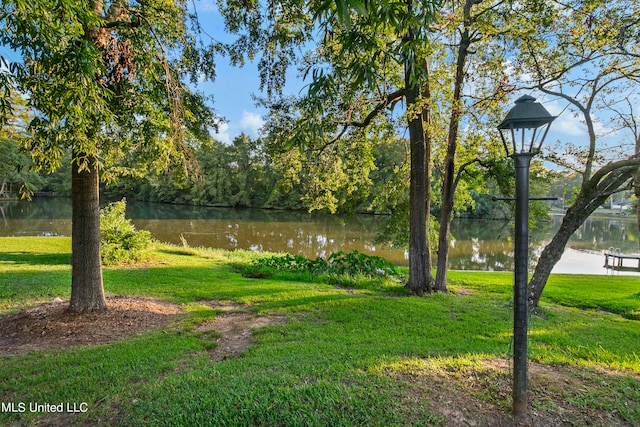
[0,297,183,355]
[0,298,286,360]
[195,302,286,360]
[0,298,288,426]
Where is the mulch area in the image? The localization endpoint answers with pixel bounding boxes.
[0,297,183,355]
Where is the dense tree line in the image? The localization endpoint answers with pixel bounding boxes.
[7,130,524,219]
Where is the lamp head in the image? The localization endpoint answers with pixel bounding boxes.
[498,95,556,157]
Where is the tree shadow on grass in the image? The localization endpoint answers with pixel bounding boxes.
[102,264,358,311]
[0,251,71,266]
[157,248,199,257]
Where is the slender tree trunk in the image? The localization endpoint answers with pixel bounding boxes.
[528,167,635,308]
[435,192,453,292]
[633,135,640,253]
[636,179,640,253]
[435,67,469,291]
[434,145,459,291]
[69,153,106,312]
[436,87,458,292]
[434,4,473,293]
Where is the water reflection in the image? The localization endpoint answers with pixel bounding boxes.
[0,199,72,237]
[1,199,638,273]
[133,212,405,264]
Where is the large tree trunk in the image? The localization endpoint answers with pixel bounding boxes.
[69,153,106,312]
[424,110,433,286]
[67,0,107,313]
[405,82,432,295]
[527,201,596,310]
[404,26,433,295]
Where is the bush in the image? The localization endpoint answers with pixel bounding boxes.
[251,250,404,282]
[100,199,153,265]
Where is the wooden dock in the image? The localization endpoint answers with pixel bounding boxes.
[604,248,640,271]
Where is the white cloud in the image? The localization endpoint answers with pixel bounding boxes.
[212,122,232,145]
[211,111,264,144]
[545,99,613,139]
[545,99,585,137]
[554,114,586,137]
[240,111,265,136]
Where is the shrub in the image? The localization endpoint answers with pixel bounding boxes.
[251,250,404,282]
[100,199,153,265]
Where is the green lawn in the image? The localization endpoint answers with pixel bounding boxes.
[1,236,639,426]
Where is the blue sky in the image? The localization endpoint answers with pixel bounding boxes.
[191,2,264,144]
[193,0,305,144]
[0,1,302,146]
[0,1,275,145]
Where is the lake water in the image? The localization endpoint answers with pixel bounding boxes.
[1,198,638,275]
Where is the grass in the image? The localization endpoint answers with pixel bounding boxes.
[1,236,639,426]
[447,270,640,320]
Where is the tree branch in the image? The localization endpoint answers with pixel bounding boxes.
[453,158,487,190]
[341,88,406,128]
[588,155,640,187]
[316,88,405,153]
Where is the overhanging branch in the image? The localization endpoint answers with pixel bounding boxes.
[589,156,640,186]
[342,88,406,128]
[316,88,406,153]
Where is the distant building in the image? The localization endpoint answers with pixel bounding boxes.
[610,199,629,211]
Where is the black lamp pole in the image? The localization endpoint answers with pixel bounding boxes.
[512,151,534,421]
[498,95,555,424]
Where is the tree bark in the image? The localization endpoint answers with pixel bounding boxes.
[435,184,453,292]
[66,0,108,313]
[424,100,434,289]
[405,83,432,295]
[527,200,596,310]
[69,153,106,312]
[404,17,433,295]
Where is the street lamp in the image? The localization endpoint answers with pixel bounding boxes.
[497,95,555,423]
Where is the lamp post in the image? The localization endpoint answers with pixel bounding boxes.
[497,95,555,424]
